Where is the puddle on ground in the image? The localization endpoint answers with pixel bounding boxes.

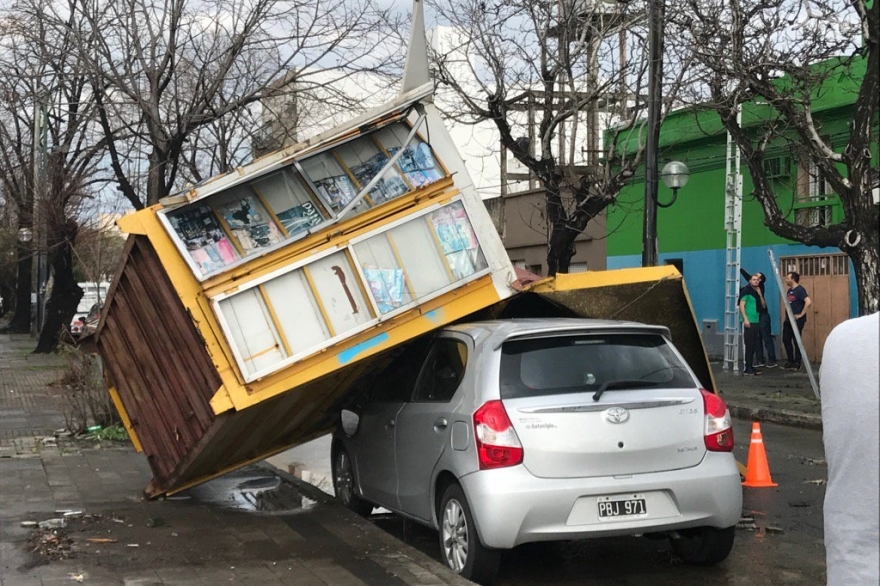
[184,465,319,512]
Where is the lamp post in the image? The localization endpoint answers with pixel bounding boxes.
[642,0,663,267]
[642,159,690,266]
[641,0,691,267]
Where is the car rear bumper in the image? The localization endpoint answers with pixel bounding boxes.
[458,452,742,549]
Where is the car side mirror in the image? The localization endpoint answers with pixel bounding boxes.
[340,409,360,436]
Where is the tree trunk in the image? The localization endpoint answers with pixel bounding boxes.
[34,221,82,353]
[849,234,879,316]
[547,226,576,276]
[5,244,34,333]
[544,179,577,276]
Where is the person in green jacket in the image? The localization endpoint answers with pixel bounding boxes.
[738,273,763,375]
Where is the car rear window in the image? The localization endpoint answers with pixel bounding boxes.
[499,333,695,399]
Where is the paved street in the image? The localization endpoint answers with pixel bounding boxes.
[277,421,828,586]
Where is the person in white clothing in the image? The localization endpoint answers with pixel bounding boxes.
[820,311,879,586]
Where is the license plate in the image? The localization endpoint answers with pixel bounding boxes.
[597,496,647,518]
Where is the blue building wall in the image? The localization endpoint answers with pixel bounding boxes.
[608,244,858,339]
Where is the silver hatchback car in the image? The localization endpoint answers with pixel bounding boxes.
[332,318,742,584]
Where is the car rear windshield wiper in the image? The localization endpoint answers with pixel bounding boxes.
[592,379,658,402]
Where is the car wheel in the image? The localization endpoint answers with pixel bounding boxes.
[670,526,735,565]
[438,484,501,585]
[331,446,373,516]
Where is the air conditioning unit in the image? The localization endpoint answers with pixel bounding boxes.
[762,156,791,180]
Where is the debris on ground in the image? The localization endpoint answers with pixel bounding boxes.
[29,529,73,561]
[38,518,67,530]
[146,517,165,528]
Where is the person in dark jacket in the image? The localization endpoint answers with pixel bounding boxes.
[782,271,812,369]
[740,268,777,367]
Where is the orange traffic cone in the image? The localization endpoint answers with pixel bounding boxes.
[742,422,777,487]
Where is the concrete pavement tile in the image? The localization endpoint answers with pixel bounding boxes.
[154,566,206,584]
[230,563,281,579]
[264,559,326,585]
[120,574,163,585]
[391,564,449,586]
[234,529,272,543]
[191,567,236,583]
[266,531,307,549]
[228,578,286,586]
[234,539,289,561]
[300,558,371,586]
[45,478,73,488]
[0,575,44,586]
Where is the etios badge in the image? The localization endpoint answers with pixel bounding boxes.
[603,407,629,424]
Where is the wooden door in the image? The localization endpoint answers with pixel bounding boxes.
[779,254,850,363]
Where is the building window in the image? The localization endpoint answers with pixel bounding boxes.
[795,161,836,228]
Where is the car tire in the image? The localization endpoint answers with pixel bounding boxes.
[438,484,501,585]
[670,525,735,565]
[331,446,373,516]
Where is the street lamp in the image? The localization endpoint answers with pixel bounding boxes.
[658,160,690,207]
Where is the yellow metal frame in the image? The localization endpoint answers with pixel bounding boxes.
[107,384,143,453]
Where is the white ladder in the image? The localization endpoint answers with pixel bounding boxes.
[722,105,743,373]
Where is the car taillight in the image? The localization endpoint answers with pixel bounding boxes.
[473,400,523,469]
[700,389,734,452]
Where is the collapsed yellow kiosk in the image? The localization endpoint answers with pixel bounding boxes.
[95,3,714,497]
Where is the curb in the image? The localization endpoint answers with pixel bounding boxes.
[728,404,822,431]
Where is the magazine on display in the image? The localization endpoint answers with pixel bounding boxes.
[167,205,239,274]
[215,196,284,252]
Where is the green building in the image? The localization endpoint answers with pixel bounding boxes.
[606,56,877,362]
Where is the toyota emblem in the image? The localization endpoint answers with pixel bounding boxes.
[603,407,630,424]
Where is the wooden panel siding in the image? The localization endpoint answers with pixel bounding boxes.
[148,349,398,494]
[97,236,221,486]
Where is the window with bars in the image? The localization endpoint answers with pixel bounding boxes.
[782,254,849,277]
[794,160,837,228]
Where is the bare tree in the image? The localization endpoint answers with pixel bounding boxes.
[0,0,106,344]
[50,0,405,208]
[669,0,878,314]
[429,0,689,274]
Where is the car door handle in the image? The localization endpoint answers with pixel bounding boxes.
[434,417,448,430]
[385,419,395,430]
